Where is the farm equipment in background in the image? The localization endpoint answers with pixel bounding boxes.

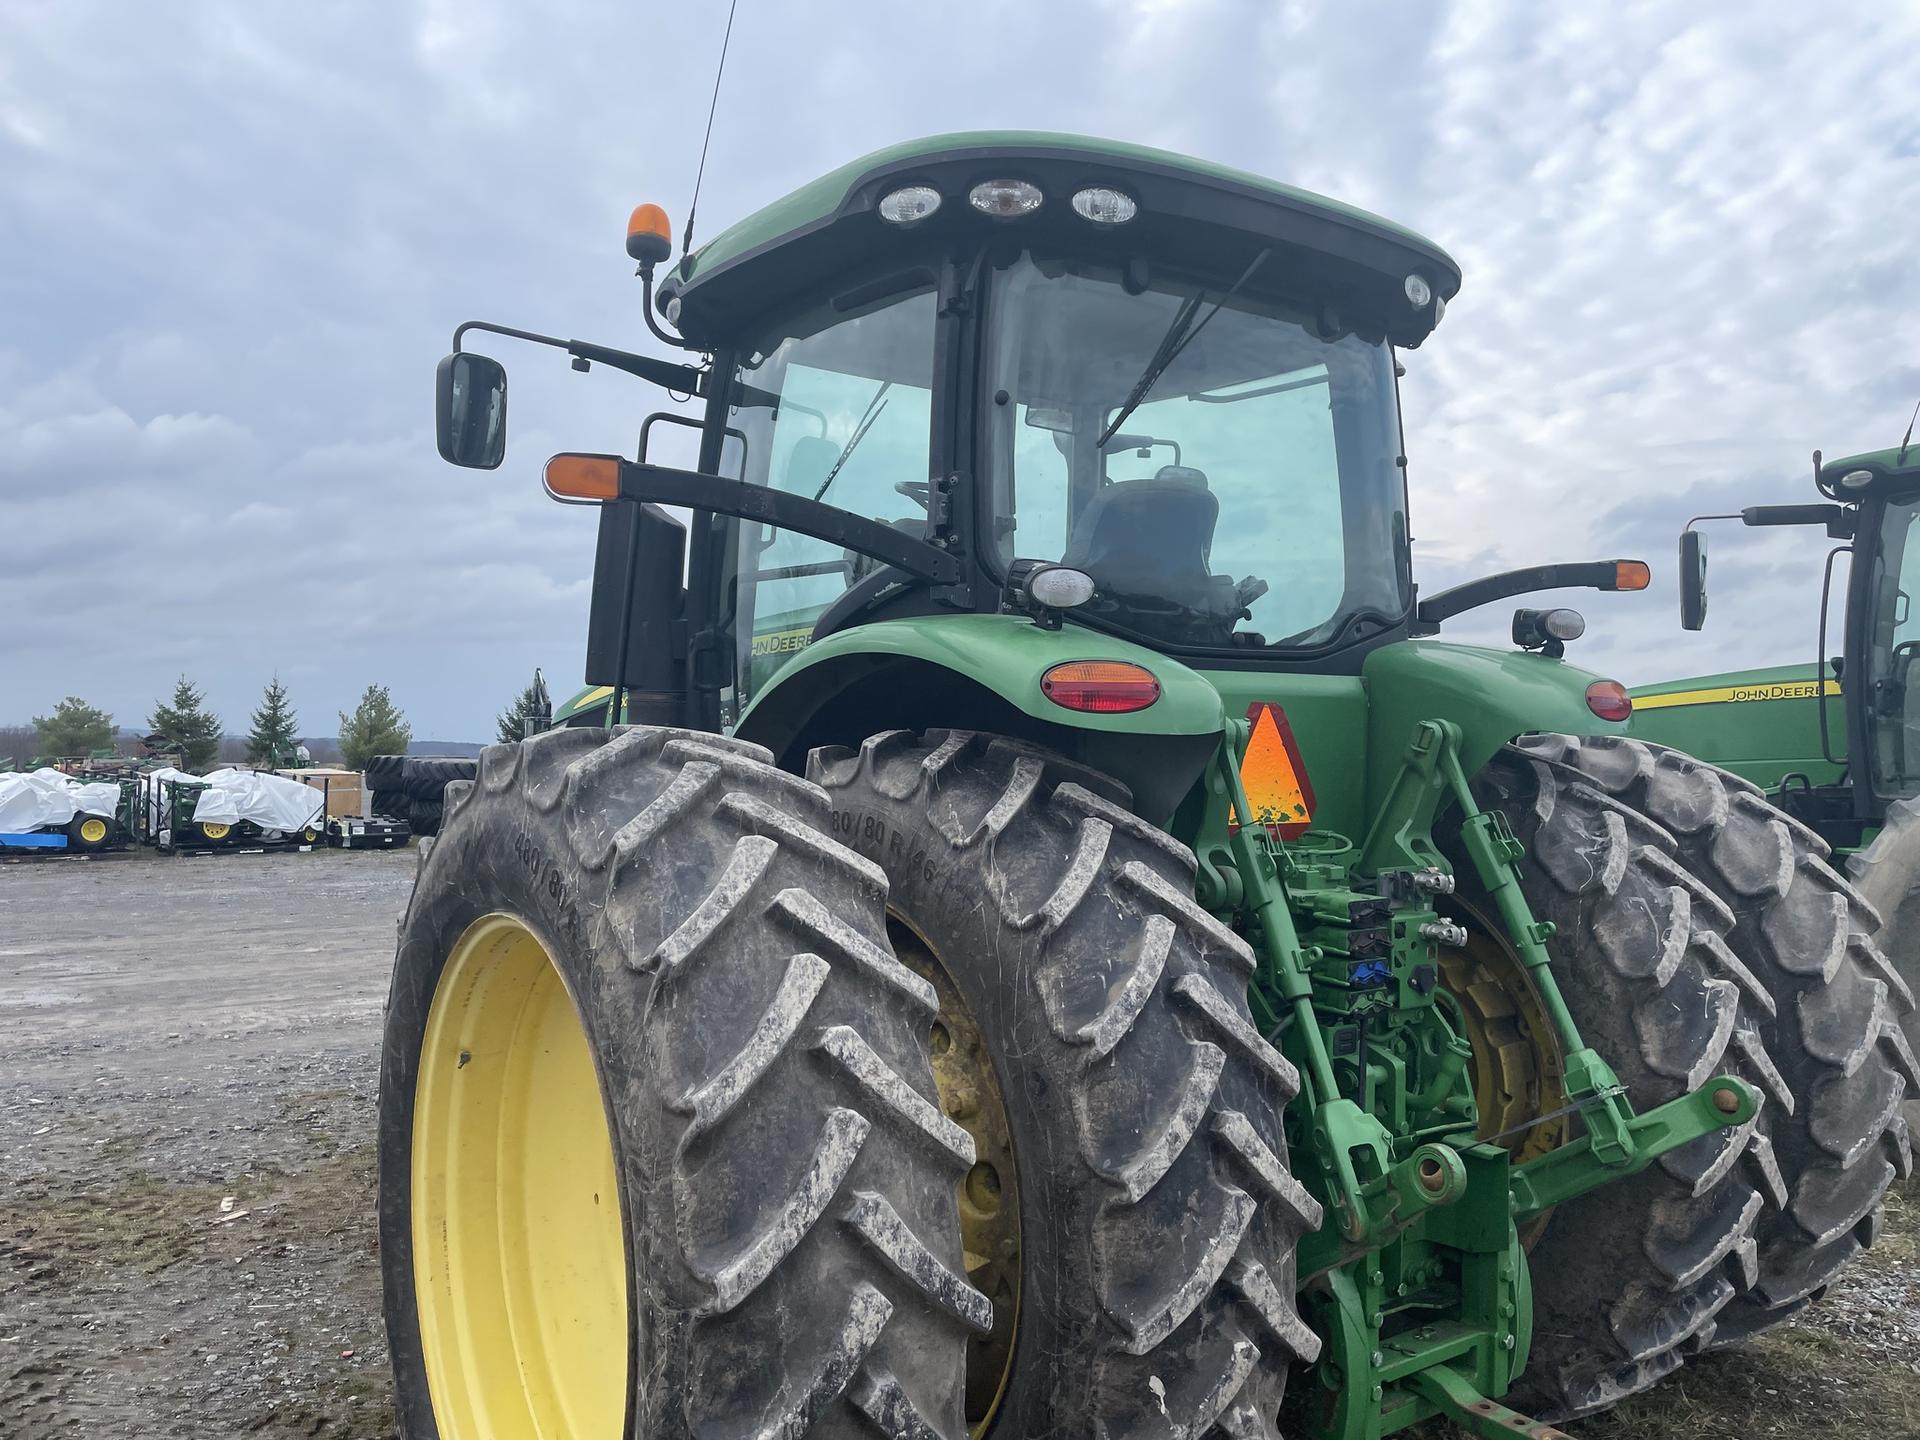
[0,768,132,856]
[135,768,326,854]
[1633,443,1920,1047]
[273,766,413,850]
[380,134,1913,1440]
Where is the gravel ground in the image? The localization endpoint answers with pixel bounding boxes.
[1,847,409,1438]
[2,845,1915,1438]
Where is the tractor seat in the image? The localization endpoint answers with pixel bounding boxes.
[1063,466,1220,609]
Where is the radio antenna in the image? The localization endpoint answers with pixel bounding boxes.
[1898,393,1918,465]
[682,0,740,259]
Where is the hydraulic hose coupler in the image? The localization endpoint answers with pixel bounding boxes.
[1419,919,1469,948]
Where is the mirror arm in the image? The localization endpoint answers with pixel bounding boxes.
[1739,502,1855,539]
[1414,560,1642,629]
[565,339,705,396]
[607,459,971,602]
[450,320,706,396]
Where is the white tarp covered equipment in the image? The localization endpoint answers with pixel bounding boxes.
[190,768,324,833]
[0,768,120,833]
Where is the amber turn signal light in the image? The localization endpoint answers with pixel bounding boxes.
[1585,679,1633,722]
[544,453,621,502]
[1612,560,1651,592]
[1040,660,1161,714]
[626,204,672,266]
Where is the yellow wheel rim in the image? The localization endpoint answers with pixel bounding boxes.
[200,822,230,841]
[412,913,628,1439]
[79,818,108,844]
[890,919,1020,1438]
[1439,900,1568,1244]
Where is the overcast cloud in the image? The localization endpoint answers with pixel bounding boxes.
[3,2,1918,739]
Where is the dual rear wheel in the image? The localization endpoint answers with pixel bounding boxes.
[379,726,1906,1437]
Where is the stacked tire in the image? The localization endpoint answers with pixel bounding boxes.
[363,755,478,837]
[367,755,410,822]
[403,757,477,838]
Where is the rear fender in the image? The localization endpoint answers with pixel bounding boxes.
[733,614,1225,823]
[1362,640,1627,815]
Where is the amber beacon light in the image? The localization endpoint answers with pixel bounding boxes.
[626,204,673,266]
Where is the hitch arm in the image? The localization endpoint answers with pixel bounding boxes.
[1510,1074,1757,1220]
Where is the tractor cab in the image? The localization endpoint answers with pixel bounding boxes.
[508,135,1470,742]
[1672,443,1920,831]
[683,141,1443,704]
[508,137,1646,785]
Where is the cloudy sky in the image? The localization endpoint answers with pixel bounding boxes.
[4,2,1918,740]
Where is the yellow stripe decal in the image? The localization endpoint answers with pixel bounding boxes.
[1632,680,1841,711]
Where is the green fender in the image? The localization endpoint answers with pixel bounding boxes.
[733,614,1226,821]
[1361,639,1629,815]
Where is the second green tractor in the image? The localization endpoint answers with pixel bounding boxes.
[377,134,1912,1440]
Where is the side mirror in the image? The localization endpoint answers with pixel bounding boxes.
[1679,528,1708,631]
[436,352,508,469]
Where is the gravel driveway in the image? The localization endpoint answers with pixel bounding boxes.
[2,843,1914,1439]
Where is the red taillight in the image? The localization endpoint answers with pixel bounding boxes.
[1586,680,1633,722]
[1040,660,1160,714]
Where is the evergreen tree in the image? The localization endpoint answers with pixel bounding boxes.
[339,684,413,770]
[495,669,552,745]
[148,676,222,772]
[247,675,300,766]
[32,697,114,758]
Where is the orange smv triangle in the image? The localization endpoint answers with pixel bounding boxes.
[1230,702,1315,838]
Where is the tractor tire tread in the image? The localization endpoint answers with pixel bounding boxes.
[1512,733,1914,1351]
[1466,747,1776,1419]
[385,725,972,1438]
[811,729,1317,1440]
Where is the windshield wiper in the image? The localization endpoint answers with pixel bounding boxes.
[814,380,892,502]
[1097,248,1270,448]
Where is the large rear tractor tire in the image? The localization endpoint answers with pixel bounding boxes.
[1513,734,1916,1348]
[1845,793,1920,1055]
[1457,746,1785,1419]
[810,731,1321,1440]
[379,726,980,1440]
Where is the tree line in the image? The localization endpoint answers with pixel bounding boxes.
[9,671,553,773]
[18,677,413,772]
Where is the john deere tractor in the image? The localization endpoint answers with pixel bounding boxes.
[1630,443,1920,1053]
[382,134,1911,1440]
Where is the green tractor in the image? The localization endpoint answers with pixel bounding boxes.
[383,134,1910,1440]
[1629,443,1920,1048]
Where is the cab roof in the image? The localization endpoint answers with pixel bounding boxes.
[1819,444,1920,498]
[657,131,1462,349]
